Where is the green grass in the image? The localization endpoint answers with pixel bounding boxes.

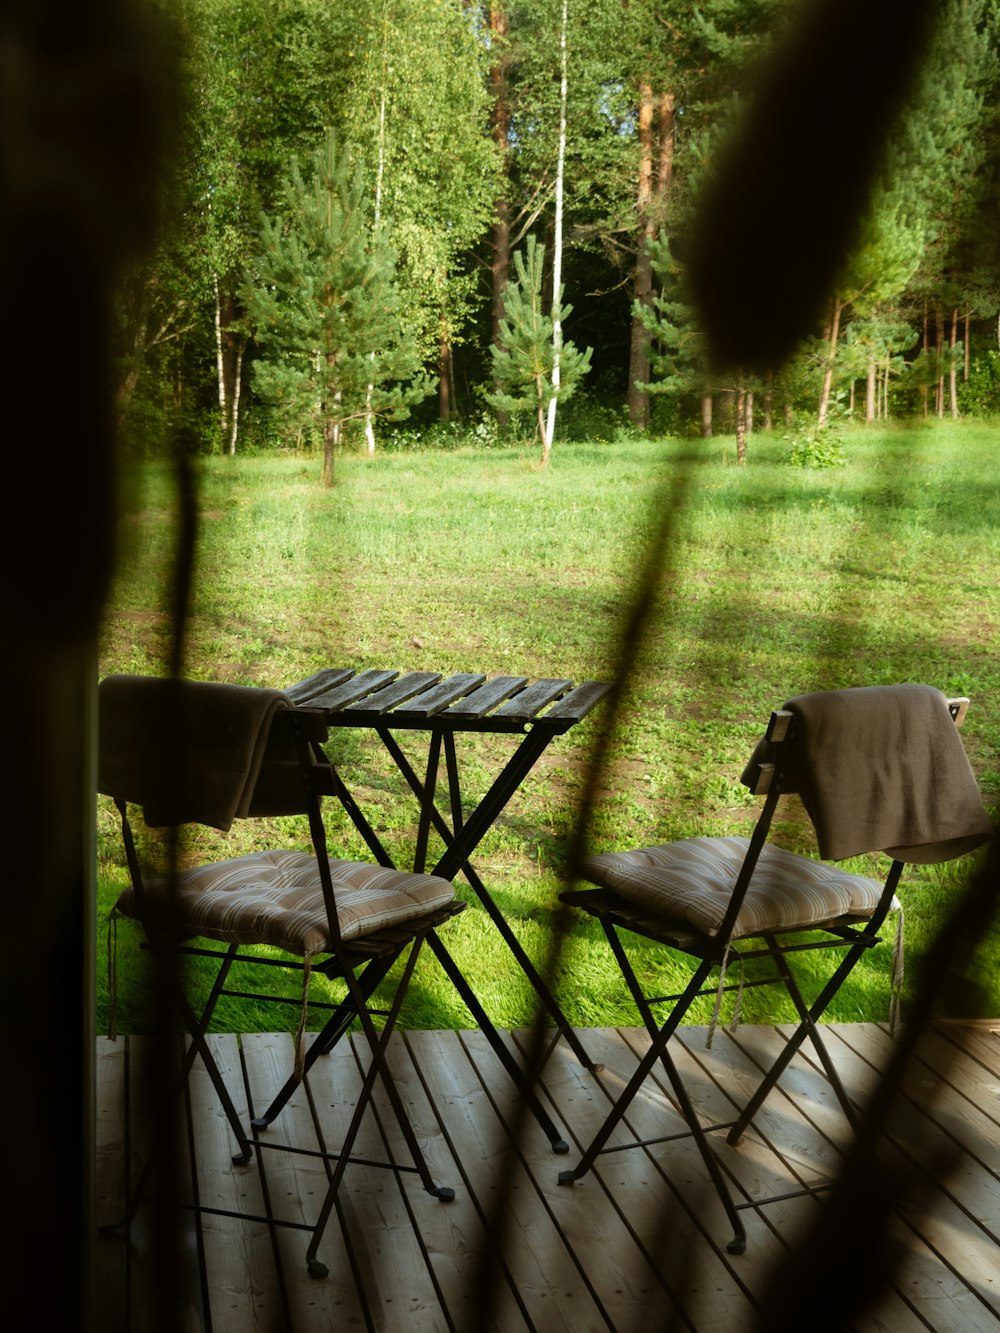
[98,421,1000,1035]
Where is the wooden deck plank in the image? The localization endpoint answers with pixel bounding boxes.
[704,1024,939,1333]
[188,1035,280,1333]
[92,1024,1000,1331]
[406,1027,577,1332]
[127,1036,205,1333]
[240,1031,372,1329]
[335,1029,479,1331]
[515,1024,756,1333]
[800,1025,1000,1331]
[466,1024,681,1332]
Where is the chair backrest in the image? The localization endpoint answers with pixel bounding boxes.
[99,673,352,947]
[740,685,991,865]
[98,674,332,831]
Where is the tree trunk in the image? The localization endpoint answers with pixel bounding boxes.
[735,384,747,464]
[215,280,242,454]
[545,0,568,452]
[438,329,451,421]
[865,360,876,422]
[949,306,959,418]
[365,70,389,458]
[817,296,842,426]
[626,80,655,429]
[536,375,551,468]
[920,301,929,416]
[228,341,244,455]
[489,4,511,369]
[214,273,226,437]
[762,378,773,430]
[701,392,712,438]
[935,305,944,417]
[322,416,337,487]
[745,390,753,437]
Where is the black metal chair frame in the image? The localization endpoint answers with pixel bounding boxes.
[556,702,953,1254]
[106,700,464,1278]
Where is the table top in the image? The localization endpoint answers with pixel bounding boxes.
[284,668,611,734]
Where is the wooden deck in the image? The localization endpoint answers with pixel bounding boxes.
[95,1020,1000,1332]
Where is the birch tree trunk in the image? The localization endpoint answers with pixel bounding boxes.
[735,384,747,464]
[865,360,876,422]
[213,275,246,453]
[214,273,227,437]
[701,392,713,438]
[536,373,551,466]
[490,3,511,385]
[364,66,388,458]
[543,0,568,463]
[228,342,244,455]
[817,297,842,426]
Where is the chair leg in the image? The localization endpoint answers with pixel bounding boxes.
[300,937,455,1278]
[558,939,746,1253]
[558,954,716,1185]
[726,936,870,1145]
[427,928,570,1154]
[110,945,253,1234]
[172,946,255,1164]
[250,953,399,1130]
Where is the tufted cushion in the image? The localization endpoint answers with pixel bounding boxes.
[579,836,887,940]
[116,849,455,955]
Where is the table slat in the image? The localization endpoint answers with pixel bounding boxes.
[442,676,530,721]
[341,671,443,716]
[299,668,398,713]
[282,668,356,706]
[391,673,487,720]
[543,679,614,723]
[493,678,573,721]
[286,667,612,731]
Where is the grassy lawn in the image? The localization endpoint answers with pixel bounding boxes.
[98,420,1000,1034]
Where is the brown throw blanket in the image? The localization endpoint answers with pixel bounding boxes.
[741,684,993,863]
[98,675,291,831]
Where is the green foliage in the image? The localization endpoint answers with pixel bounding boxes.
[486,236,593,427]
[959,351,1000,416]
[245,130,435,474]
[111,0,1000,451]
[328,0,501,364]
[782,424,846,470]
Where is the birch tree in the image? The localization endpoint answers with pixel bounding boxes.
[544,0,569,448]
[333,0,499,429]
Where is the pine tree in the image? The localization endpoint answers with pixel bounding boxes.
[486,235,592,466]
[245,130,434,485]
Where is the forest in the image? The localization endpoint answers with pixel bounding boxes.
[119,0,1000,476]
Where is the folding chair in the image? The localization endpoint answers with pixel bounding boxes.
[557,684,992,1253]
[99,674,465,1277]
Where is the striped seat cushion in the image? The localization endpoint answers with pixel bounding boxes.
[579,836,886,939]
[115,849,455,955]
